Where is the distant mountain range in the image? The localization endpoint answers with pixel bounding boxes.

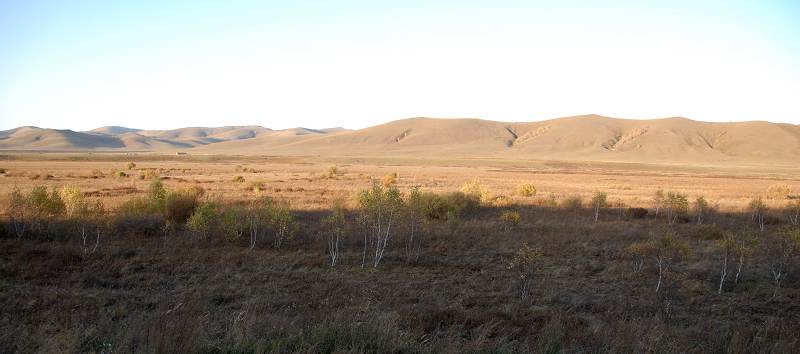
[2,115,799,165]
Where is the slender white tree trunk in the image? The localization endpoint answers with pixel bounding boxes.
[656,257,664,292]
[718,253,728,294]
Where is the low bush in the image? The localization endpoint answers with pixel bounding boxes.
[691,224,725,240]
[164,190,200,223]
[516,183,537,197]
[500,210,521,231]
[232,175,245,183]
[187,201,220,239]
[419,191,479,220]
[625,207,649,219]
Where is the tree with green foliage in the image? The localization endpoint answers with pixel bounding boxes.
[507,242,543,301]
[733,228,759,284]
[270,201,295,249]
[652,189,665,218]
[748,197,767,232]
[322,200,347,266]
[591,191,608,222]
[246,197,273,250]
[693,196,710,225]
[187,201,219,239]
[787,199,800,226]
[404,186,425,263]
[716,233,737,294]
[62,186,104,257]
[500,210,521,231]
[630,230,690,293]
[766,227,800,299]
[664,191,688,224]
[222,204,246,242]
[358,181,404,267]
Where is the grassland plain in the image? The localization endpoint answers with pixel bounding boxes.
[1,154,799,353]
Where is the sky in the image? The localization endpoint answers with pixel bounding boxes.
[0,0,798,131]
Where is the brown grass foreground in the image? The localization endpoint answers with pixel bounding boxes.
[1,156,799,353]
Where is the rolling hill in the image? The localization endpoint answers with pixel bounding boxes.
[2,115,799,164]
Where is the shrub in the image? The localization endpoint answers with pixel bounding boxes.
[690,224,725,240]
[28,186,65,219]
[460,178,493,205]
[0,168,6,174]
[625,207,648,219]
[788,199,800,226]
[8,186,27,238]
[542,193,558,207]
[127,162,136,170]
[116,196,155,217]
[139,168,159,180]
[326,166,339,179]
[767,227,800,298]
[186,201,219,239]
[382,172,398,187]
[767,184,791,200]
[113,213,165,237]
[507,242,543,300]
[221,204,246,241]
[446,210,461,234]
[163,190,200,223]
[561,195,582,220]
[500,210,521,231]
[626,241,649,273]
[116,171,127,178]
[627,230,691,292]
[419,191,479,220]
[516,183,537,197]
[249,181,267,193]
[492,195,514,208]
[232,175,245,183]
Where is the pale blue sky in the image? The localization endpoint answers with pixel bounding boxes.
[1,0,798,131]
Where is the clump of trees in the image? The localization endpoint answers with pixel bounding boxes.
[358,182,403,267]
[627,230,690,292]
[766,227,800,298]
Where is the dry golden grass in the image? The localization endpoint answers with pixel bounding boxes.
[1,154,798,213]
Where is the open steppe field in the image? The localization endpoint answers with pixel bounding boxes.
[2,153,799,211]
[2,153,800,353]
